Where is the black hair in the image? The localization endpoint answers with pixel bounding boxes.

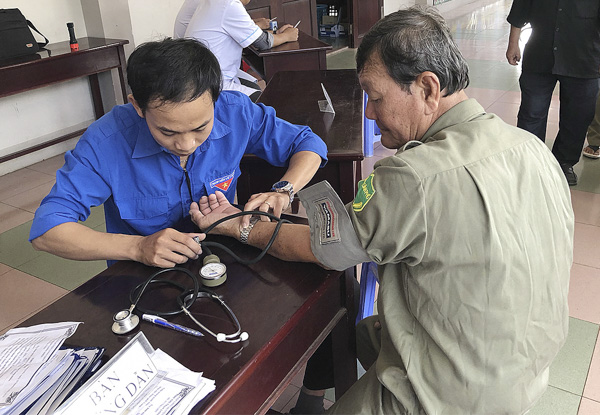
[127,37,222,112]
[356,6,469,96]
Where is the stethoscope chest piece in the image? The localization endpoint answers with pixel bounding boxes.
[112,308,140,335]
[200,254,227,287]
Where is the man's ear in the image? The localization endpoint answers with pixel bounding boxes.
[416,72,441,115]
[128,94,145,118]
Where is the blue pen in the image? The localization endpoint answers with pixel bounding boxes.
[142,314,204,337]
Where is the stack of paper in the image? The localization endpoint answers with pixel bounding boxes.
[55,332,216,415]
[0,323,215,415]
[0,322,103,415]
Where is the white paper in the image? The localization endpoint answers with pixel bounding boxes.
[146,349,215,415]
[0,322,81,407]
[124,372,197,415]
[1,351,75,415]
[56,335,215,415]
[57,337,158,415]
[124,349,215,415]
[45,348,103,414]
[30,350,92,415]
[318,83,336,114]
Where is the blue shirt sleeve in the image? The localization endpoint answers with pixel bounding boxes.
[29,132,113,242]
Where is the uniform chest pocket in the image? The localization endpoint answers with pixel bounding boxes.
[572,0,599,18]
[117,196,169,223]
[204,169,239,196]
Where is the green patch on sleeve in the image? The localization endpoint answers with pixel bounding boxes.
[352,172,376,212]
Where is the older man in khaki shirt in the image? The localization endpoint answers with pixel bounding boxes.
[190,6,573,414]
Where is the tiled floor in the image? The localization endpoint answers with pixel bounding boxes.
[1,0,600,413]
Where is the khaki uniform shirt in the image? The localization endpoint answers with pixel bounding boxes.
[344,99,573,414]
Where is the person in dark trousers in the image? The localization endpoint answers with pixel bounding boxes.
[584,93,600,159]
[506,0,600,185]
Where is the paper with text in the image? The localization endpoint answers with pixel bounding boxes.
[0,322,81,407]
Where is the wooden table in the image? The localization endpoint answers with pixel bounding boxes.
[19,230,357,414]
[243,30,331,84]
[238,69,364,205]
[0,37,129,163]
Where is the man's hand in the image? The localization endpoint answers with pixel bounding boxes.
[135,228,204,268]
[254,17,270,30]
[506,42,521,65]
[506,25,522,66]
[189,191,242,236]
[277,24,299,42]
[240,191,289,227]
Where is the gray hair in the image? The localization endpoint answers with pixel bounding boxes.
[356,6,469,96]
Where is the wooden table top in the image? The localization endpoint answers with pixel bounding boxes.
[247,30,331,57]
[257,69,364,160]
[19,230,351,413]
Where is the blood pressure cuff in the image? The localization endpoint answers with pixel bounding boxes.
[298,181,371,271]
[251,31,274,51]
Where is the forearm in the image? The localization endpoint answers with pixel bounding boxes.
[220,220,320,264]
[280,151,322,192]
[252,30,291,50]
[32,222,142,262]
[272,33,290,47]
[508,25,521,47]
[271,25,299,48]
[191,192,321,265]
[251,222,319,263]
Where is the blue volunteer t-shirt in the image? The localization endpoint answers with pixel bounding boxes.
[29,91,327,245]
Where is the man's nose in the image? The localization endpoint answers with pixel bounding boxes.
[364,100,377,121]
[175,134,197,152]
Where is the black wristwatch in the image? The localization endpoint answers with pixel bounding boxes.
[271,180,294,207]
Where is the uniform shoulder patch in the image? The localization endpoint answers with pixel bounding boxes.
[352,172,376,212]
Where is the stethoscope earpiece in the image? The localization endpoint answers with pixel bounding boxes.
[181,292,248,343]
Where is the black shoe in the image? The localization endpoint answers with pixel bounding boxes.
[560,163,578,186]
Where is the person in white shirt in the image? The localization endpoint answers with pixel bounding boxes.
[174,0,298,100]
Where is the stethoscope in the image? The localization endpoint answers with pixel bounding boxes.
[112,210,290,343]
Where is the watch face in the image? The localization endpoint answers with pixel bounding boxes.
[200,262,226,279]
[273,181,293,192]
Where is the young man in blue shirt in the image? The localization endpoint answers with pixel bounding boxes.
[29,38,327,268]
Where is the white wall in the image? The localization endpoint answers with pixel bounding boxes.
[383,0,485,16]
[0,0,94,173]
[0,0,188,174]
[128,0,184,45]
[384,0,417,15]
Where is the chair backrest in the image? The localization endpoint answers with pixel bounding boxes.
[357,261,378,323]
[363,92,381,157]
